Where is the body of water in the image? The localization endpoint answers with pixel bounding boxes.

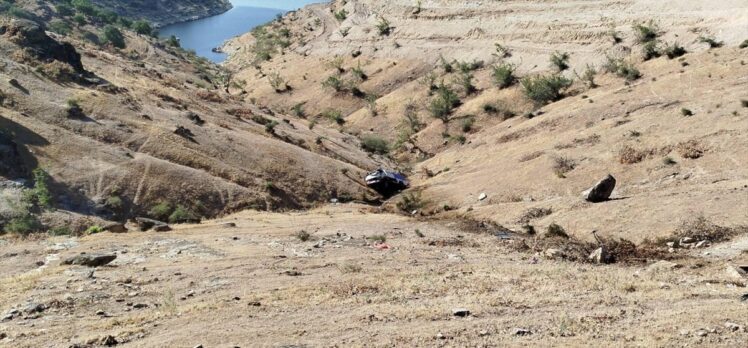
[158,1,324,63]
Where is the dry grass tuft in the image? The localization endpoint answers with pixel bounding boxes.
[677,140,705,159]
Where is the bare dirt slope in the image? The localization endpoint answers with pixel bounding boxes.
[1,205,747,347]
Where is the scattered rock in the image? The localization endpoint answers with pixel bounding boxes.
[0,332,6,339]
[478,193,487,201]
[223,222,237,228]
[62,253,116,267]
[452,308,470,317]
[104,223,128,233]
[132,303,149,309]
[588,247,611,264]
[725,265,747,280]
[135,217,170,232]
[724,322,744,332]
[284,270,302,276]
[100,335,118,346]
[582,174,616,203]
[544,248,564,259]
[513,328,532,336]
[174,126,195,139]
[248,301,261,307]
[645,260,682,274]
[695,329,708,337]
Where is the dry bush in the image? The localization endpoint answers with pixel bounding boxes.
[330,281,380,298]
[38,61,77,82]
[518,207,553,224]
[618,145,653,164]
[196,90,224,103]
[664,216,745,244]
[552,157,576,177]
[677,140,705,159]
[226,108,254,119]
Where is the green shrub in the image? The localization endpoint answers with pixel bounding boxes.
[429,82,460,122]
[550,51,570,71]
[296,230,311,241]
[360,136,389,155]
[521,75,572,104]
[680,108,693,116]
[4,213,42,235]
[149,201,172,220]
[131,20,153,36]
[376,16,391,36]
[322,109,345,124]
[603,57,641,81]
[457,71,476,94]
[491,63,516,88]
[264,120,279,133]
[698,36,723,48]
[166,35,180,48]
[106,195,123,210]
[101,25,125,49]
[461,117,475,132]
[633,21,659,43]
[55,3,75,16]
[291,102,305,117]
[580,64,597,88]
[31,168,53,210]
[48,226,72,236]
[169,205,199,223]
[73,14,86,26]
[6,6,35,20]
[397,192,424,212]
[455,60,484,73]
[48,19,72,35]
[439,55,453,73]
[334,9,348,21]
[663,42,686,59]
[85,225,104,235]
[322,75,343,92]
[641,41,660,60]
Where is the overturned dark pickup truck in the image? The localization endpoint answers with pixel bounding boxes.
[365,169,409,197]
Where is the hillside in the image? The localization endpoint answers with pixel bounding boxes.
[224,0,748,241]
[0,0,386,232]
[90,0,232,27]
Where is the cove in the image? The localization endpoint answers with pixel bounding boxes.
[158,1,325,63]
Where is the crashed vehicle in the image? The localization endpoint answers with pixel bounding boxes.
[365,169,409,197]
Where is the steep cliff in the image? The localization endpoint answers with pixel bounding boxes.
[90,0,233,26]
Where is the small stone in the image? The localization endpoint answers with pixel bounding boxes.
[100,335,118,346]
[588,247,610,264]
[725,322,743,332]
[513,328,532,336]
[695,329,708,337]
[694,241,709,248]
[544,248,563,259]
[132,303,148,309]
[436,332,446,340]
[223,222,237,228]
[452,308,470,317]
[478,193,487,201]
[478,330,489,337]
[95,310,106,316]
[248,301,261,307]
[0,332,6,339]
[193,345,204,348]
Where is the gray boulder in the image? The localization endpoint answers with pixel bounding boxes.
[135,217,170,232]
[62,253,116,267]
[583,174,616,203]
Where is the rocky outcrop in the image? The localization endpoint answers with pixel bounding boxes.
[1,19,84,72]
[90,0,233,27]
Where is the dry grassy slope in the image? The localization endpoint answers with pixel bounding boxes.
[0,14,385,219]
[415,47,748,242]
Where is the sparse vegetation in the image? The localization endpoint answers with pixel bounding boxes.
[148,201,172,221]
[169,205,199,224]
[550,51,570,71]
[376,16,392,36]
[85,225,104,235]
[268,72,289,92]
[633,21,659,43]
[101,25,125,49]
[552,156,576,178]
[429,82,460,122]
[699,36,723,48]
[296,230,311,241]
[322,109,345,125]
[641,41,661,61]
[397,192,424,213]
[334,9,348,21]
[546,223,569,239]
[603,56,641,81]
[491,63,516,89]
[521,75,573,105]
[663,42,686,59]
[360,136,389,155]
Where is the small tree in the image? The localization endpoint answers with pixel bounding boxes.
[131,20,153,36]
[360,136,389,155]
[429,82,460,122]
[492,63,516,89]
[521,75,572,105]
[550,51,570,71]
[101,25,125,49]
